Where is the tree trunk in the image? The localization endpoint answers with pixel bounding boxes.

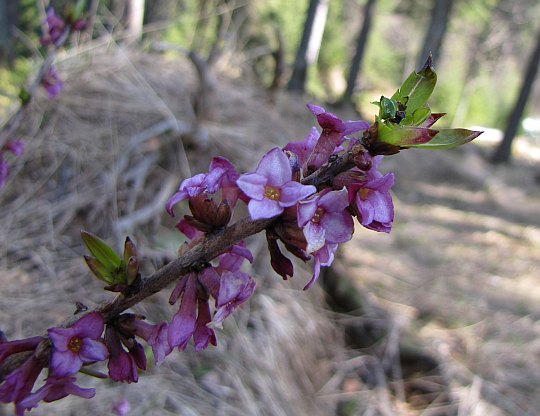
[342,0,377,103]
[287,0,329,92]
[416,0,455,68]
[125,0,145,42]
[491,27,540,164]
[0,0,19,67]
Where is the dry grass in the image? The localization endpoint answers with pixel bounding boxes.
[1,38,540,415]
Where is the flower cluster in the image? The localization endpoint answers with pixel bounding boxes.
[167,103,394,295]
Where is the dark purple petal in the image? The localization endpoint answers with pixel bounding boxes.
[71,312,104,339]
[132,320,170,366]
[18,376,95,413]
[108,349,138,383]
[105,327,138,383]
[342,120,370,136]
[128,341,147,371]
[0,355,42,405]
[197,267,221,299]
[193,300,216,352]
[0,336,43,362]
[168,275,197,350]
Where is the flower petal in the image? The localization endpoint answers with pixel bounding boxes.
[236,172,267,200]
[255,148,291,186]
[279,182,315,207]
[247,198,283,220]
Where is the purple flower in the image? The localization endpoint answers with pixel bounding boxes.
[41,66,63,99]
[168,271,217,352]
[168,274,198,350]
[48,312,109,377]
[0,336,42,363]
[0,355,44,414]
[350,172,395,233]
[18,376,95,413]
[105,326,139,383]
[305,243,339,290]
[193,299,216,352]
[167,157,239,216]
[214,270,256,324]
[236,147,316,220]
[283,127,319,167]
[40,8,66,46]
[305,104,369,173]
[132,320,171,366]
[297,188,354,253]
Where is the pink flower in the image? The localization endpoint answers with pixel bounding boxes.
[48,312,108,377]
[214,270,255,324]
[297,188,354,253]
[305,243,339,290]
[349,172,395,233]
[167,157,239,216]
[236,148,316,220]
[305,104,369,173]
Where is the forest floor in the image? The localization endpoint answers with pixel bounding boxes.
[0,45,539,415]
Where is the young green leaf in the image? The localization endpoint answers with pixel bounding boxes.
[377,120,438,147]
[80,230,122,271]
[407,129,483,149]
[392,55,437,116]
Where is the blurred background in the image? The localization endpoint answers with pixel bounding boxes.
[0,1,539,415]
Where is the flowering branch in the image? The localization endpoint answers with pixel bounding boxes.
[0,53,482,414]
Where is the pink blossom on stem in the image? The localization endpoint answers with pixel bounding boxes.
[297,188,354,253]
[167,157,239,216]
[305,104,369,173]
[236,147,315,220]
[214,270,256,324]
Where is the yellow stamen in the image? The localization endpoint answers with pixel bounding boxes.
[264,186,281,201]
[68,337,82,353]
